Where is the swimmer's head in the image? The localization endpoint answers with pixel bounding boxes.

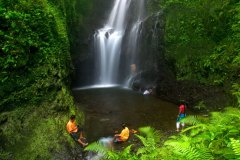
[122,123,126,128]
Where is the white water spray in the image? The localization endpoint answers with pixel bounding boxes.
[94,0,146,86]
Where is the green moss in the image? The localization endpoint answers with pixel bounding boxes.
[0,0,93,159]
[13,114,66,159]
[0,88,84,159]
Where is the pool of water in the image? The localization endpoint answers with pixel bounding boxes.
[73,87,179,143]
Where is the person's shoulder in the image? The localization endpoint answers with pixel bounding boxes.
[180,104,184,107]
[66,120,72,125]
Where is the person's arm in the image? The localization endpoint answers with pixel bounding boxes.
[115,129,124,137]
[119,129,125,138]
[67,123,78,133]
[69,127,78,133]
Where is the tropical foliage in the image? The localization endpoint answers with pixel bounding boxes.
[85,127,162,160]
[0,0,92,159]
[85,1,240,156]
[1,0,240,159]
[160,0,240,86]
[165,107,240,159]
[86,108,240,160]
[0,0,72,111]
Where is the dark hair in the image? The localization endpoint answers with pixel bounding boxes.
[122,123,126,128]
[179,100,185,105]
[70,115,76,120]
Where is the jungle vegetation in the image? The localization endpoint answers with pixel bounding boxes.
[0,0,92,159]
[85,0,240,159]
[1,0,240,159]
[86,108,240,159]
[160,0,240,87]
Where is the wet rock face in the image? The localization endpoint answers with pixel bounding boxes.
[71,0,175,88]
[130,10,175,92]
[52,142,84,160]
[155,79,233,111]
[71,0,115,87]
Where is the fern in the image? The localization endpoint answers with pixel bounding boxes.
[138,127,161,142]
[85,140,136,160]
[120,145,135,159]
[230,138,240,158]
[181,115,208,125]
[85,108,240,160]
[165,138,214,160]
[85,142,118,159]
[172,107,240,159]
[135,127,162,159]
[85,142,108,156]
[135,134,149,148]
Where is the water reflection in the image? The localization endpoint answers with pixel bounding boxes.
[73,87,178,142]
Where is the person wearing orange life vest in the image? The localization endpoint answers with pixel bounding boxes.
[66,115,88,147]
[176,102,187,132]
[113,123,129,143]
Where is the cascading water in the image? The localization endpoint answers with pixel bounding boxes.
[123,0,146,87]
[93,0,146,87]
[94,0,131,85]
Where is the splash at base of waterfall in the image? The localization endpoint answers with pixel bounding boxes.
[85,137,114,160]
[73,84,120,90]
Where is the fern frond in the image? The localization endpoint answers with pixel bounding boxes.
[133,127,162,159]
[210,112,222,123]
[85,142,106,153]
[138,126,161,143]
[135,134,149,147]
[209,111,239,127]
[165,141,213,160]
[230,138,240,156]
[121,144,133,157]
[84,142,117,159]
[181,115,208,125]
[182,124,206,134]
[136,147,148,155]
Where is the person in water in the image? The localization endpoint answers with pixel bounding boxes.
[176,102,187,132]
[113,123,129,143]
[66,115,88,147]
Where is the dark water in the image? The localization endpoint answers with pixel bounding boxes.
[73,87,178,143]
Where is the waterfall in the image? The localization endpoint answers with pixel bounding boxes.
[93,0,146,87]
[124,0,146,87]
